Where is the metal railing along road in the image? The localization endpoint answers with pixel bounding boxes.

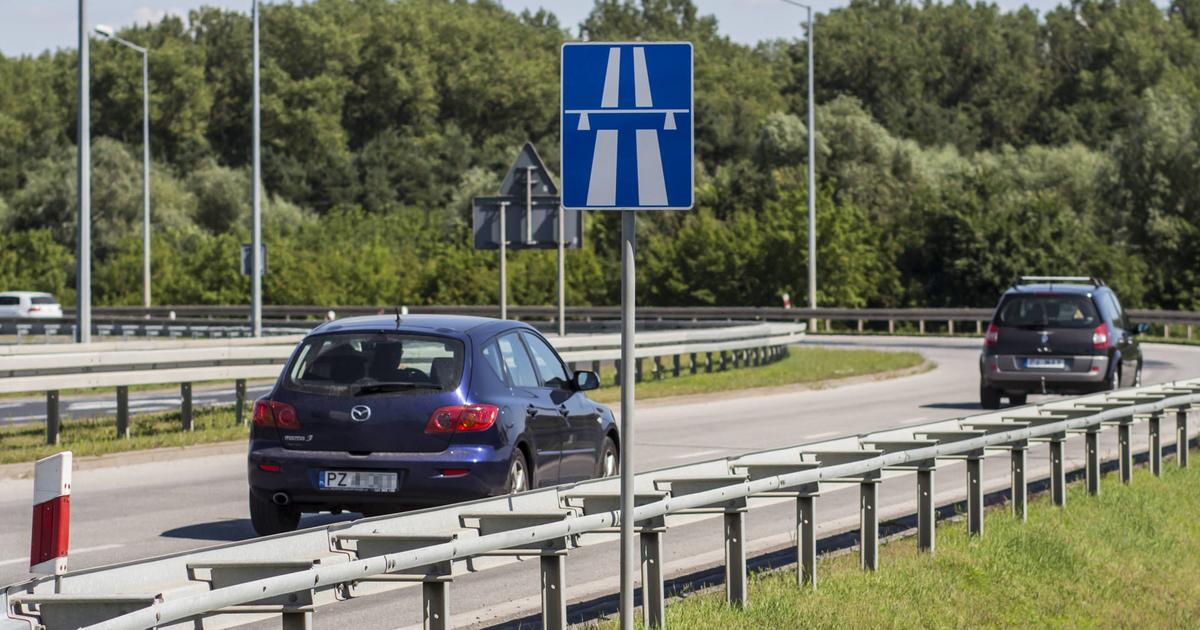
[0,323,805,444]
[2,378,1195,630]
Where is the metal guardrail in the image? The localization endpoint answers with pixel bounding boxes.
[2,378,1195,630]
[0,323,805,444]
[0,318,309,342]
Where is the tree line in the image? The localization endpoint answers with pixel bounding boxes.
[0,0,1197,309]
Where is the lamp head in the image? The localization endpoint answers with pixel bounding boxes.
[94,24,115,38]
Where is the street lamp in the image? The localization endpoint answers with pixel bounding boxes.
[77,0,91,343]
[95,24,152,310]
[781,0,818,310]
[251,0,263,337]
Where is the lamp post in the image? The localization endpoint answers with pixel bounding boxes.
[251,0,263,337]
[94,25,151,310]
[782,0,818,310]
[76,0,91,343]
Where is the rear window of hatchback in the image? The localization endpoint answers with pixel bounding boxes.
[997,294,1099,329]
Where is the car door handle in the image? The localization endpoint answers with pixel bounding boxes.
[526,405,538,417]
[558,405,569,417]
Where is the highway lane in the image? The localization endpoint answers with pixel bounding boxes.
[0,337,1196,628]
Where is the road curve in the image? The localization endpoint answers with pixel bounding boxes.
[0,336,1196,628]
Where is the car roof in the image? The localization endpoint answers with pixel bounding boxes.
[306,314,530,340]
[0,291,54,298]
[1004,283,1103,297]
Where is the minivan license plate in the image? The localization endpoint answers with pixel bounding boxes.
[319,470,398,493]
[1025,358,1066,369]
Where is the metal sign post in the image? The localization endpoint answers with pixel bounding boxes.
[499,201,508,320]
[561,42,694,629]
[558,205,566,336]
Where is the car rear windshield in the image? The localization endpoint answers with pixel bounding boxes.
[284,333,464,396]
[30,296,57,305]
[996,295,1099,329]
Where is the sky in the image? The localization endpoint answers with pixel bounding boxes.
[0,0,1077,58]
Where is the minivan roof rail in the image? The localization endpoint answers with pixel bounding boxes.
[1017,275,1105,287]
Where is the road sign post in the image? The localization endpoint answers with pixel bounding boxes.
[561,41,693,629]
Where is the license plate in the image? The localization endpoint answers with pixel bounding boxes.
[318,470,398,493]
[1025,358,1066,369]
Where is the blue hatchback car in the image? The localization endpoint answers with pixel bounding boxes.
[247,315,618,535]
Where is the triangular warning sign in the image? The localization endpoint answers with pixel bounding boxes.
[498,142,559,197]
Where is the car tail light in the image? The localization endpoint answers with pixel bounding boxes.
[29,306,41,313]
[440,468,470,477]
[253,399,301,430]
[425,404,499,433]
[258,463,282,472]
[1092,323,1110,350]
[984,323,1000,347]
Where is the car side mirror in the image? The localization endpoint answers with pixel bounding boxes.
[572,370,600,391]
[1134,323,1150,335]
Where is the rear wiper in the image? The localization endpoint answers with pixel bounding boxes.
[353,382,442,396]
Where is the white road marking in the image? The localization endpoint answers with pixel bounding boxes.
[806,430,841,439]
[669,448,725,460]
[0,543,123,567]
[899,417,930,425]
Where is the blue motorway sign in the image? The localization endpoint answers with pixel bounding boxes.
[561,42,693,210]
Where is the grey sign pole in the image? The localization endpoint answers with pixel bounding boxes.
[76,0,92,344]
[618,210,636,629]
[525,166,534,244]
[806,5,817,309]
[557,205,566,337]
[250,0,263,337]
[499,201,508,320]
[141,49,150,308]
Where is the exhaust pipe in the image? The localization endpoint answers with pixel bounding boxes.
[271,492,291,506]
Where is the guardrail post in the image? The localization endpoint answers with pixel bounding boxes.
[724,509,748,607]
[733,350,741,369]
[1119,420,1133,484]
[672,354,681,378]
[705,352,713,373]
[719,351,728,371]
[423,581,449,630]
[541,552,567,629]
[1178,407,1190,468]
[281,610,312,630]
[640,530,665,628]
[689,352,698,375]
[116,386,130,439]
[181,382,193,431]
[1011,444,1027,521]
[635,358,644,383]
[235,379,247,426]
[1050,437,1066,507]
[976,321,982,335]
[1164,324,1170,339]
[46,390,60,445]
[1085,428,1101,496]
[860,481,879,571]
[857,319,864,333]
[613,360,621,387]
[967,455,983,536]
[592,360,601,376]
[918,320,925,335]
[1149,412,1162,477]
[1188,325,1194,340]
[797,494,817,589]
[948,320,954,335]
[917,467,935,552]
[653,356,663,381]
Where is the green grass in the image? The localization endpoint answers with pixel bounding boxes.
[588,346,926,404]
[0,346,923,465]
[601,457,1200,628]
[0,406,247,465]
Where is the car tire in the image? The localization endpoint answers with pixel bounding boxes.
[1009,393,1027,407]
[597,436,619,478]
[980,381,1001,410]
[249,490,300,536]
[506,449,531,494]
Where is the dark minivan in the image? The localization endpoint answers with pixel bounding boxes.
[247,315,619,535]
[979,276,1146,409]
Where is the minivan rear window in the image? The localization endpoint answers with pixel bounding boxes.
[30,296,57,305]
[997,295,1099,329]
[284,333,464,396]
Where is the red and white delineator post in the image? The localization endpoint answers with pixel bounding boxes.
[30,451,71,575]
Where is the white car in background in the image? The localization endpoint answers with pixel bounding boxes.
[0,291,64,318]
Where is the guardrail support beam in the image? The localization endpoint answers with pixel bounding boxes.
[672,354,681,378]
[1085,428,1100,496]
[1119,421,1133,484]
[860,481,878,571]
[689,352,698,375]
[1149,412,1162,477]
[640,531,665,628]
[967,456,983,535]
[1050,438,1066,507]
[1011,446,1027,521]
[116,385,130,439]
[797,495,817,589]
[541,554,567,630]
[917,468,935,551]
[46,390,60,445]
[181,382,193,431]
[1178,408,1190,468]
[281,610,312,630]
[724,510,748,607]
[235,378,247,426]
[423,581,449,630]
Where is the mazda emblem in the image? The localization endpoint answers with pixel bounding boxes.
[350,405,372,422]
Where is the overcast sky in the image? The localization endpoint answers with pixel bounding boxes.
[1,0,1076,58]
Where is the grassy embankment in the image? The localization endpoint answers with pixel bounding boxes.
[599,456,1200,628]
[0,346,924,465]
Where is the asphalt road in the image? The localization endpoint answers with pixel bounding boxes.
[1,336,1196,628]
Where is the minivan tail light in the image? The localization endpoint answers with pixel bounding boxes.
[984,323,1000,347]
[1092,323,1110,350]
[253,399,301,430]
[425,404,499,433]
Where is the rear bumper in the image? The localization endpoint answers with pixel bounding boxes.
[981,354,1109,393]
[248,443,512,511]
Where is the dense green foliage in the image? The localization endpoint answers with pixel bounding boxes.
[1,0,1198,308]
